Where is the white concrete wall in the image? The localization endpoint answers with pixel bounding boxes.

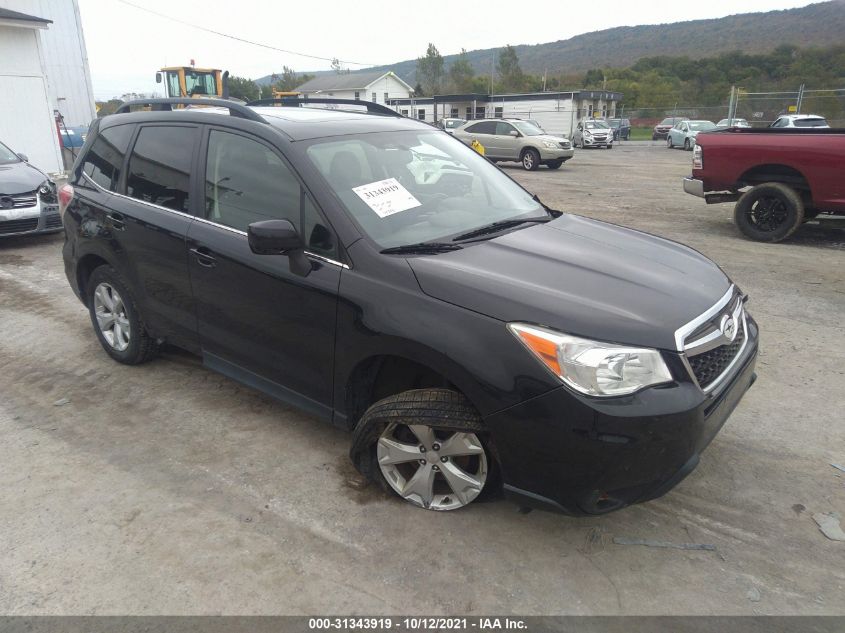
[0,24,63,174]
[3,0,97,128]
[489,97,579,137]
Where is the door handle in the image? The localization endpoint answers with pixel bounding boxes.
[107,212,125,231]
[190,247,216,268]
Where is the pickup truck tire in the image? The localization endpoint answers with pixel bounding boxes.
[734,183,804,242]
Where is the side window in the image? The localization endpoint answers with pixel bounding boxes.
[79,124,134,192]
[204,130,300,233]
[468,121,495,134]
[127,126,196,212]
[495,122,514,135]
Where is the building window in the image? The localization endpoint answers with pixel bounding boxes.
[384,92,389,104]
[475,106,485,119]
[401,109,409,116]
[450,107,459,118]
[354,91,360,100]
[588,104,594,117]
[466,107,473,120]
[372,92,377,102]
[418,110,426,121]
[494,107,503,118]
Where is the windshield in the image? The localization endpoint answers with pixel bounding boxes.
[444,120,464,129]
[795,118,828,127]
[513,121,544,136]
[305,130,544,249]
[584,121,609,130]
[689,122,716,131]
[0,141,21,165]
[185,71,217,96]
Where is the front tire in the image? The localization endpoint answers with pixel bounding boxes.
[87,265,157,364]
[667,136,674,149]
[546,159,563,169]
[521,148,540,171]
[734,182,804,242]
[350,389,493,511]
[684,138,691,150]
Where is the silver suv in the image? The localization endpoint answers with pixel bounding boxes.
[452,119,574,170]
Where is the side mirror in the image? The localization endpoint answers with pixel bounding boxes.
[247,219,312,276]
[17,153,28,162]
[155,72,162,84]
[508,130,519,137]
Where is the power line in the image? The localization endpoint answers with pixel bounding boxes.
[115,0,377,67]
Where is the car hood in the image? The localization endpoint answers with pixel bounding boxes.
[0,161,48,194]
[408,214,731,350]
[538,134,569,143]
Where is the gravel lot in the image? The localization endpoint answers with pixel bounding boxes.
[1,141,843,615]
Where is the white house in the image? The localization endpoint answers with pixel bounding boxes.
[390,90,623,137]
[295,70,414,106]
[0,1,96,174]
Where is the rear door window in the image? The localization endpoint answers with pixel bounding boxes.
[126,126,197,213]
[79,124,134,192]
[465,121,496,135]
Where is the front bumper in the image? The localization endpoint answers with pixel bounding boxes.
[485,318,759,515]
[0,200,62,237]
[653,129,671,139]
[538,147,575,160]
[683,177,705,198]
[580,137,612,147]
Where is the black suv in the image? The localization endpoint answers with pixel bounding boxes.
[61,98,758,515]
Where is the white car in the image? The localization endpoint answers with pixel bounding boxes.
[716,118,751,128]
[572,119,613,149]
[769,114,830,128]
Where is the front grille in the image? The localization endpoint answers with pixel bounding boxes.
[687,320,746,389]
[44,214,63,229]
[0,191,38,209]
[0,217,39,234]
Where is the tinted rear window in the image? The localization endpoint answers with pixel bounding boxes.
[465,121,496,134]
[794,118,828,127]
[126,126,196,213]
[79,124,134,191]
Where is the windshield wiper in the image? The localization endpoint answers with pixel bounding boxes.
[451,216,552,242]
[380,242,463,255]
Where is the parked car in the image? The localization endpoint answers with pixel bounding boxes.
[683,126,844,242]
[609,118,631,140]
[0,139,62,237]
[653,116,689,140]
[572,119,613,149]
[62,97,758,515]
[667,120,717,150]
[453,118,574,170]
[716,118,751,128]
[438,118,466,134]
[769,114,830,128]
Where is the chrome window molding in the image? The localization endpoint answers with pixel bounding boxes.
[81,172,349,269]
[673,284,734,351]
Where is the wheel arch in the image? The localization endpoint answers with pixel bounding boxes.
[739,164,811,195]
[76,251,115,307]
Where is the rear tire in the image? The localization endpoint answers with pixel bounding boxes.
[734,182,804,242]
[87,265,157,364]
[521,148,540,171]
[350,389,496,511]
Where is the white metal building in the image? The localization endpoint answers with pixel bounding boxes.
[390,90,623,137]
[0,1,96,174]
[295,71,414,106]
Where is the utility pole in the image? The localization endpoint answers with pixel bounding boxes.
[796,83,805,114]
[490,51,494,95]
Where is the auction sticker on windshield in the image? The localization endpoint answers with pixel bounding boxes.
[353,178,421,218]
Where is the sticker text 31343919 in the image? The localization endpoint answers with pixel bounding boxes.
[352,178,421,218]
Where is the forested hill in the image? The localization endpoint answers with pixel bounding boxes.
[355,1,845,82]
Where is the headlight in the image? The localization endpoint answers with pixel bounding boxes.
[508,323,673,396]
[541,141,557,148]
[38,180,57,203]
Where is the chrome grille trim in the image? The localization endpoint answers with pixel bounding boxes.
[673,284,734,351]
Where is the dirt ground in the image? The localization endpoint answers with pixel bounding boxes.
[1,141,843,615]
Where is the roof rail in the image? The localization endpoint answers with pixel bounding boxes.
[114,98,266,123]
[246,97,401,117]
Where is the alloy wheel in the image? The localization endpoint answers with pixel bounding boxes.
[377,423,488,511]
[746,196,789,232]
[523,153,534,169]
[93,282,131,351]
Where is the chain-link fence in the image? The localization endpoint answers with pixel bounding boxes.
[733,87,845,126]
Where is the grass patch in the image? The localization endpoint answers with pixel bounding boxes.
[629,127,655,140]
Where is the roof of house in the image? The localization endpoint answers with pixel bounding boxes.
[296,70,412,93]
[0,7,52,24]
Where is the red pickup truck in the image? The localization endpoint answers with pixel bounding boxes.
[683,128,845,242]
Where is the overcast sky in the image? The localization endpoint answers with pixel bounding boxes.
[79,0,814,99]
